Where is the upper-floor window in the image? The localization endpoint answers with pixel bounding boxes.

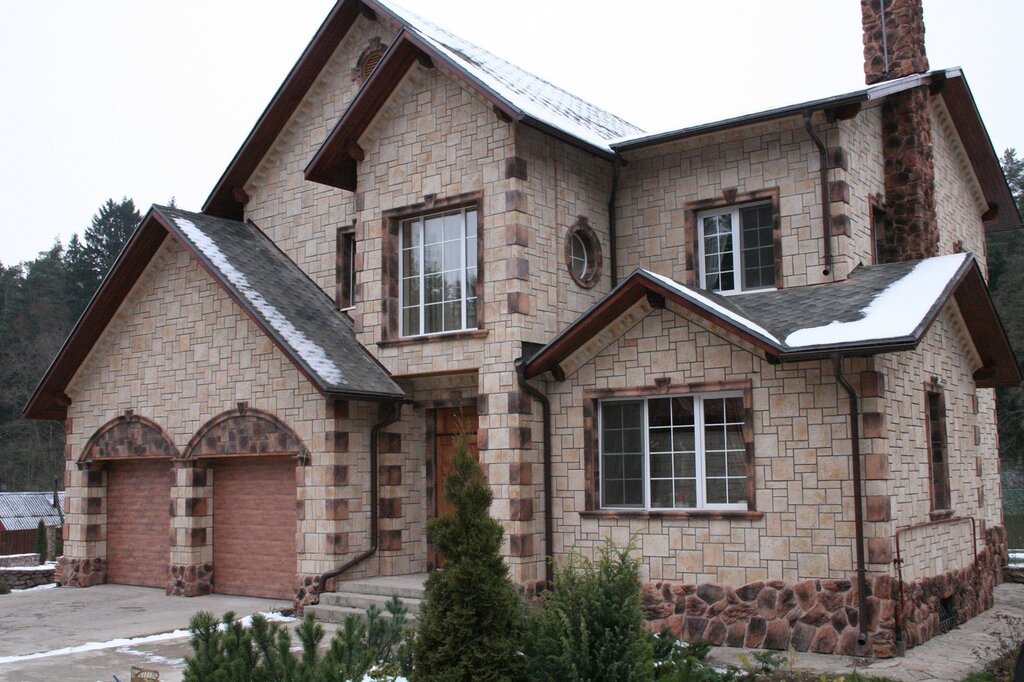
[697,203,775,294]
[926,386,950,511]
[564,217,602,288]
[399,207,478,337]
[336,226,356,309]
[600,393,748,510]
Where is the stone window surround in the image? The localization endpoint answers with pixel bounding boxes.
[564,216,602,289]
[379,191,486,346]
[924,377,952,518]
[581,379,759,519]
[684,188,783,294]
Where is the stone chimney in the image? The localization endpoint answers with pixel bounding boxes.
[861,0,938,261]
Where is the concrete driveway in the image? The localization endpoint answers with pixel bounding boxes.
[0,584,290,681]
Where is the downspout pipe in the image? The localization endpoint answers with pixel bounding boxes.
[608,155,622,287]
[832,353,869,648]
[515,358,554,587]
[313,400,402,600]
[803,111,833,277]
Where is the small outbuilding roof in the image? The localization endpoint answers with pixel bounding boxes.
[525,253,1021,389]
[0,492,64,531]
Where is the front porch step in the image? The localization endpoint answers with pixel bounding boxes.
[306,573,428,624]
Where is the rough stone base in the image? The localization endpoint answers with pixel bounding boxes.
[295,574,323,612]
[0,566,55,589]
[0,553,42,568]
[167,563,213,596]
[897,524,1007,649]
[56,556,106,587]
[642,577,874,657]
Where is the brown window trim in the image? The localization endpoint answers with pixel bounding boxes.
[377,329,489,348]
[924,378,951,513]
[380,191,485,343]
[579,509,764,521]
[582,379,756,513]
[683,188,782,291]
[336,222,356,309]
[564,217,602,288]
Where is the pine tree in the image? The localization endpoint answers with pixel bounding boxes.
[412,437,525,681]
[34,519,48,559]
[82,197,141,281]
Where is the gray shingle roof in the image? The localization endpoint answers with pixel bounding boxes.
[0,492,64,531]
[152,206,404,400]
[375,0,644,150]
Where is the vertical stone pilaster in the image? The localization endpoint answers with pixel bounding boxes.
[167,461,213,596]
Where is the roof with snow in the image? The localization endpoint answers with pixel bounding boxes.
[24,206,404,419]
[524,253,1021,388]
[370,0,644,149]
[0,492,64,531]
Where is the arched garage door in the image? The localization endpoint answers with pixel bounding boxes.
[212,456,296,600]
[106,459,171,588]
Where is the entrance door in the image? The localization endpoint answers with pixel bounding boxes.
[106,459,171,588]
[434,407,479,518]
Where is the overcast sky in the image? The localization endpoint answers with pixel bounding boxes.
[2,1,1021,266]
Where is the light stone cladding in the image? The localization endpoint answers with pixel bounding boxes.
[878,304,1002,580]
[617,113,847,287]
[836,102,886,267]
[544,302,878,586]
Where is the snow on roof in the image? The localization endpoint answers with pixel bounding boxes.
[640,270,782,344]
[173,217,346,386]
[378,0,644,150]
[784,253,968,348]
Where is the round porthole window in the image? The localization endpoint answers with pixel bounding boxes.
[564,217,602,288]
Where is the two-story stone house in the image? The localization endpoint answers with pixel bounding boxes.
[25,0,1020,657]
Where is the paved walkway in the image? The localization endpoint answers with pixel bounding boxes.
[706,582,1024,681]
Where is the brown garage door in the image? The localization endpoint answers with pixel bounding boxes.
[213,457,296,599]
[106,459,171,588]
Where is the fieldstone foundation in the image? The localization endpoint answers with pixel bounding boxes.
[0,565,56,589]
[57,556,106,587]
[642,524,1007,659]
[295,574,323,610]
[167,562,213,596]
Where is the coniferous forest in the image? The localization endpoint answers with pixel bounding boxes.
[0,151,1022,495]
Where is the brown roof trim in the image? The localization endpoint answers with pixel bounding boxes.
[939,77,1023,233]
[952,262,1022,388]
[202,0,363,219]
[305,31,427,190]
[523,272,781,379]
[24,212,169,420]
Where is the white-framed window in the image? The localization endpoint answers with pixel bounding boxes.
[569,232,588,280]
[399,207,478,337]
[599,393,747,510]
[697,203,775,294]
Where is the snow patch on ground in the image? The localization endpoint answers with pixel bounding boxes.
[0,612,295,664]
[641,270,781,344]
[173,217,345,386]
[115,646,185,667]
[785,253,967,348]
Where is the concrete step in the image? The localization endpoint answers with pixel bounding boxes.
[329,575,427,600]
[305,602,417,625]
[319,590,421,615]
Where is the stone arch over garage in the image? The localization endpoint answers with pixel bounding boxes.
[78,410,179,466]
[182,403,310,464]
[75,411,176,589]
[181,403,304,600]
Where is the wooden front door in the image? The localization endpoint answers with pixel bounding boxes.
[434,407,479,518]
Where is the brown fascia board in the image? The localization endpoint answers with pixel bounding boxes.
[952,263,1023,388]
[523,272,781,379]
[939,75,1023,234]
[23,211,170,420]
[305,33,427,190]
[202,0,363,219]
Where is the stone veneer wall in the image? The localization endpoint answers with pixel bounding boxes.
[616,114,849,288]
[545,303,876,585]
[1,565,56,590]
[640,524,1006,657]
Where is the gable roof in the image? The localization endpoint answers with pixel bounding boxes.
[24,206,404,420]
[0,492,64,531]
[525,253,1021,389]
[612,68,1020,234]
[305,1,644,189]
